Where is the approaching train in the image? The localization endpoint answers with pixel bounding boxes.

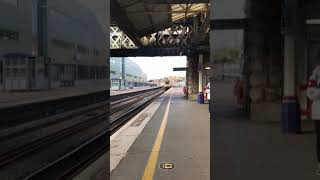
[164,79,172,90]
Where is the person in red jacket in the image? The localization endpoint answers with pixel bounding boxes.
[233,77,245,107]
[183,86,187,96]
[307,65,320,175]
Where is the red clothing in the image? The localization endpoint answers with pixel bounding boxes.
[183,86,187,95]
[234,80,245,105]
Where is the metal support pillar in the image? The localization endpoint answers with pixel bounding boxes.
[121,57,126,90]
[282,35,300,134]
[187,56,199,101]
[198,54,204,104]
[38,0,48,57]
[38,0,51,89]
[281,0,301,134]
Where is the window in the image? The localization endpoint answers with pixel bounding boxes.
[111,71,116,75]
[0,29,19,40]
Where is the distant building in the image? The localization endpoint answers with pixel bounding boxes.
[0,0,107,90]
[110,57,148,90]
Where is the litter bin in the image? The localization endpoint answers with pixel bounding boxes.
[198,92,204,104]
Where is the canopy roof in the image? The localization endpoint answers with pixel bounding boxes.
[111,0,209,46]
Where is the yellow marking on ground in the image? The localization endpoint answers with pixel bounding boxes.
[141,89,174,180]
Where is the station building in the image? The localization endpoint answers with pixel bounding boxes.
[0,0,107,90]
[110,57,148,90]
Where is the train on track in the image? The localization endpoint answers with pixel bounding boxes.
[164,79,172,90]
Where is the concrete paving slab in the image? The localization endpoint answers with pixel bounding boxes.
[110,88,210,180]
[154,93,210,180]
[110,90,170,172]
[212,81,320,180]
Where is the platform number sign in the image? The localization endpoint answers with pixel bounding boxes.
[160,163,175,170]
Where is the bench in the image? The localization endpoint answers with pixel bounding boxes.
[60,76,75,87]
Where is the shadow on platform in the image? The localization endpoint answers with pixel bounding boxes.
[212,81,319,180]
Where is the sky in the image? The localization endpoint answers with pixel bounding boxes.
[129,56,187,80]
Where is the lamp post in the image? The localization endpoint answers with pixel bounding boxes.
[121,57,126,90]
[38,0,48,58]
[38,0,50,88]
[198,54,204,104]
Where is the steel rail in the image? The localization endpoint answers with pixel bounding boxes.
[0,87,166,179]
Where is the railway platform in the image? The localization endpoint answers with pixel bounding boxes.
[0,83,159,109]
[110,87,210,180]
[212,81,319,180]
[0,80,107,109]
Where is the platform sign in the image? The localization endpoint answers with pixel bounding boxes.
[173,67,187,71]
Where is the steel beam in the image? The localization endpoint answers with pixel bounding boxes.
[111,0,143,46]
[110,46,209,57]
[211,18,281,30]
[146,0,209,3]
[126,10,208,14]
[210,19,247,30]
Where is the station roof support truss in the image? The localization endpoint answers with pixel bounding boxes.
[111,0,210,48]
[210,18,281,31]
[110,46,209,57]
[210,19,247,30]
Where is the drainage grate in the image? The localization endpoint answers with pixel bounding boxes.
[160,163,175,170]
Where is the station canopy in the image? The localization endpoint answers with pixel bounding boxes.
[111,0,210,46]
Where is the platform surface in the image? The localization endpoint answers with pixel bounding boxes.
[212,81,320,180]
[0,80,107,109]
[110,87,210,180]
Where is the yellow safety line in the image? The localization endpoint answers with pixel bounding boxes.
[141,88,174,180]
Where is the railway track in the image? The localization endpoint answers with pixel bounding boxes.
[110,88,165,133]
[0,107,106,167]
[23,131,108,180]
[0,87,166,179]
[0,90,108,130]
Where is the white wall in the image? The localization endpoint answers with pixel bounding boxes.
[47,0,106,66]
[0,0,36,54]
